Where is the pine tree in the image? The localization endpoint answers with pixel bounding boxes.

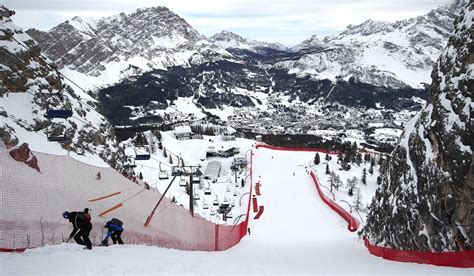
[361,168,367,185]
[169,154,173,164]
[163,147,167,158]
[325,163,330,174]
[376,176,382,185]
[158,142,163,150]
[139,172,143,180]
[369,162,374,175]
[325,153,330,161]
[355,152,362,166]
[314,153,320,165]
[364,153,370,163]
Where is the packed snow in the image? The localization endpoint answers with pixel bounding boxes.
[1,146,471,275]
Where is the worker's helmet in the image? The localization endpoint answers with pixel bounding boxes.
[62,211,70,219]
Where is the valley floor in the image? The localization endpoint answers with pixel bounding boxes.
[1,148,471,275]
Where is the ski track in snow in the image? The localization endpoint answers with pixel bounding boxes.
[1,148,471,275]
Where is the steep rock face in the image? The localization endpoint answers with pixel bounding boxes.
[363,2,473,251]
[280,0,465,89]
[27,7,231,90]
[0,6,126,169]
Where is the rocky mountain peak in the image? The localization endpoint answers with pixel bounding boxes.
[292,34,325,51]
[340,19,389,36]
[26,6,229,90]
[210,30,287,51]
[278,0,465,89]
[210,30,246,43]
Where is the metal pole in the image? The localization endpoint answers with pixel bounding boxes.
[189,174,194,216]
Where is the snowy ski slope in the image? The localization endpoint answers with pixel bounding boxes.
[1,147,471,275]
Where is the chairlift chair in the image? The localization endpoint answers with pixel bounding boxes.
[226,213,233,219]
[203,201,209,209]
[179,178,187,187]
[159,170,169,180]
[135,146,151,160]
[210,209,216,216]
[204,187,211,195]
[194,191,200,200]
[158,162,169,179]
[213,199,219,206]
[44,109,73,119]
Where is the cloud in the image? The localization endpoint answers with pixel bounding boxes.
[3,0,454,46]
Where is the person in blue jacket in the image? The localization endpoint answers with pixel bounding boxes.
[101,218,124,246]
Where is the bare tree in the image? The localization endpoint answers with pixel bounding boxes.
[328,172,342,192]
[346,176,358,196]
[353,188,364,212]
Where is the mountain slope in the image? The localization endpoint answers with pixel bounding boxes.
[0,6,125,168]
[27,7,232,91]
[97,59,427,126]
[279,0,465,88]
[363,1,473,251]
[209,30,287,51]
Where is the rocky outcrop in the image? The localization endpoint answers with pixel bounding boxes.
[8,142,40,172]
[0,6,126,170]
[363,1,473,251]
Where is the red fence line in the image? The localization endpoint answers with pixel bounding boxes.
[0,248,27,253]
[364,237,474,268]
[257,144,474,267]
[309,171,360,232]
[254,206,264,220]
[256,144,339,154]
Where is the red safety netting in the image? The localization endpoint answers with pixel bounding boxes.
[364,237,474,268]
[309,171,360,232]
[1,143,254,252]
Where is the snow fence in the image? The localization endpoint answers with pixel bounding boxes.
[309,171,360,232]
[0,142,253,252]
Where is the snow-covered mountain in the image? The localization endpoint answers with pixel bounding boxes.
[280,0,465,88]
[27,7,232,91]
[0,6,125,168]
[209,30,287,52]
[363,1,473,251]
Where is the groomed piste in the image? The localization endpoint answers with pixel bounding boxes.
[1,143,472,274]
[256,144,474,268]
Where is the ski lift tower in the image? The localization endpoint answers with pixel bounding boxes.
[171,165,202,216]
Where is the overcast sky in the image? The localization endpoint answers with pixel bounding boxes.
[3,0,453,46]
